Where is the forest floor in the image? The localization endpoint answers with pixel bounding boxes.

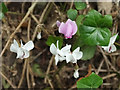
[1,1,120,89]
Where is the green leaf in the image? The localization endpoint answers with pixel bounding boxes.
[2,78,10,88]
[0,2,8,13]
[72,36,85,51]
[77,72,103,88]
[79,25,111,46]
[46,36,63,49]
[83,10,112,28]
[74,2,86,10]
[0,12,4,20]
[67,9,77,21]
[72,37,96,60]
[32,63,45,78]
[81,45,96,60]
[76,15,85,35]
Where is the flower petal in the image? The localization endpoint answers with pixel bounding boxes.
[22,41,34,51]
[101,46,109,52]
[16,48,24,59]
[50,43,57,55]
[73,47,83,60]
[10,39,19,53]
[109,33,118,45]
[110,44,117,53]
[61,44,71,56]
[56,20,61,27]
[59,22,67,35]
[65,23,73,38]
[37,32,42,39]
[66,53,74,63]
[66,19,77,35]
[73,69,79,78]
[23,50,30,58]
[55,54,59,65]
[20,40,24,47]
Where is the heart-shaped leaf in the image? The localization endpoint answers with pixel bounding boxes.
[79,25,111,46]
[67,9,78,21]
[83,10,112,28]
[81,45,96,60]
[77,72,103,88]
[74,2,86,10]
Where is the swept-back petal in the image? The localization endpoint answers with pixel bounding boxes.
[73,69,79,78]
[59,22,67,35]
[22,41,34,51]
[73,47,83,60]
[66,53,74,63]
[55,54,59,65]
[109,33,118,45]
[65,23,72,38]
[70,21,77,35]
[56,20,61,27]
[50,43,57,55]
[61,44,71,56]
[10,39,19,53]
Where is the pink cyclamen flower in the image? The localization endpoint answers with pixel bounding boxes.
[58,19,77,39]
[56,20,61,27]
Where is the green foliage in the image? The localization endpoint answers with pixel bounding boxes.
[73,37,96,60]
[81,45,96,60]
[79,10,112,46]
[2,78,10,88]
[32,63,45,78]
[74,2,86,10]
[79,25,111,46]
[77,72,103,88]
[0,2,8,19]
[46,36,63,49]
[67,9,77,21]
[83,10,112,28]
[76,15,85,35]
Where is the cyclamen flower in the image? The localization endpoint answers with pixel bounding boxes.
[50,41,71,65]
[102,33,118,53]
[74,69,79,78]
[56,20,61,27]
[10,39,34,59]
[66,47,83,63]
[37,32,42,39]
[58,19,77,39]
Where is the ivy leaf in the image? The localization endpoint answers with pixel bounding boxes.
[83,10,112,28]
[81,45,96,60]
[46,36,63,49]
[74,2,86,10]
[67,9,77,21]
[79,25,111,46]
[77,72,103,88]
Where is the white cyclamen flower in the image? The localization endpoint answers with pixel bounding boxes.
[50,41,71,65]
[66,47,83,63]
[74,69,79,78]
[10,39,34,59]
[102,33,118,53]
[37,32,41,39]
